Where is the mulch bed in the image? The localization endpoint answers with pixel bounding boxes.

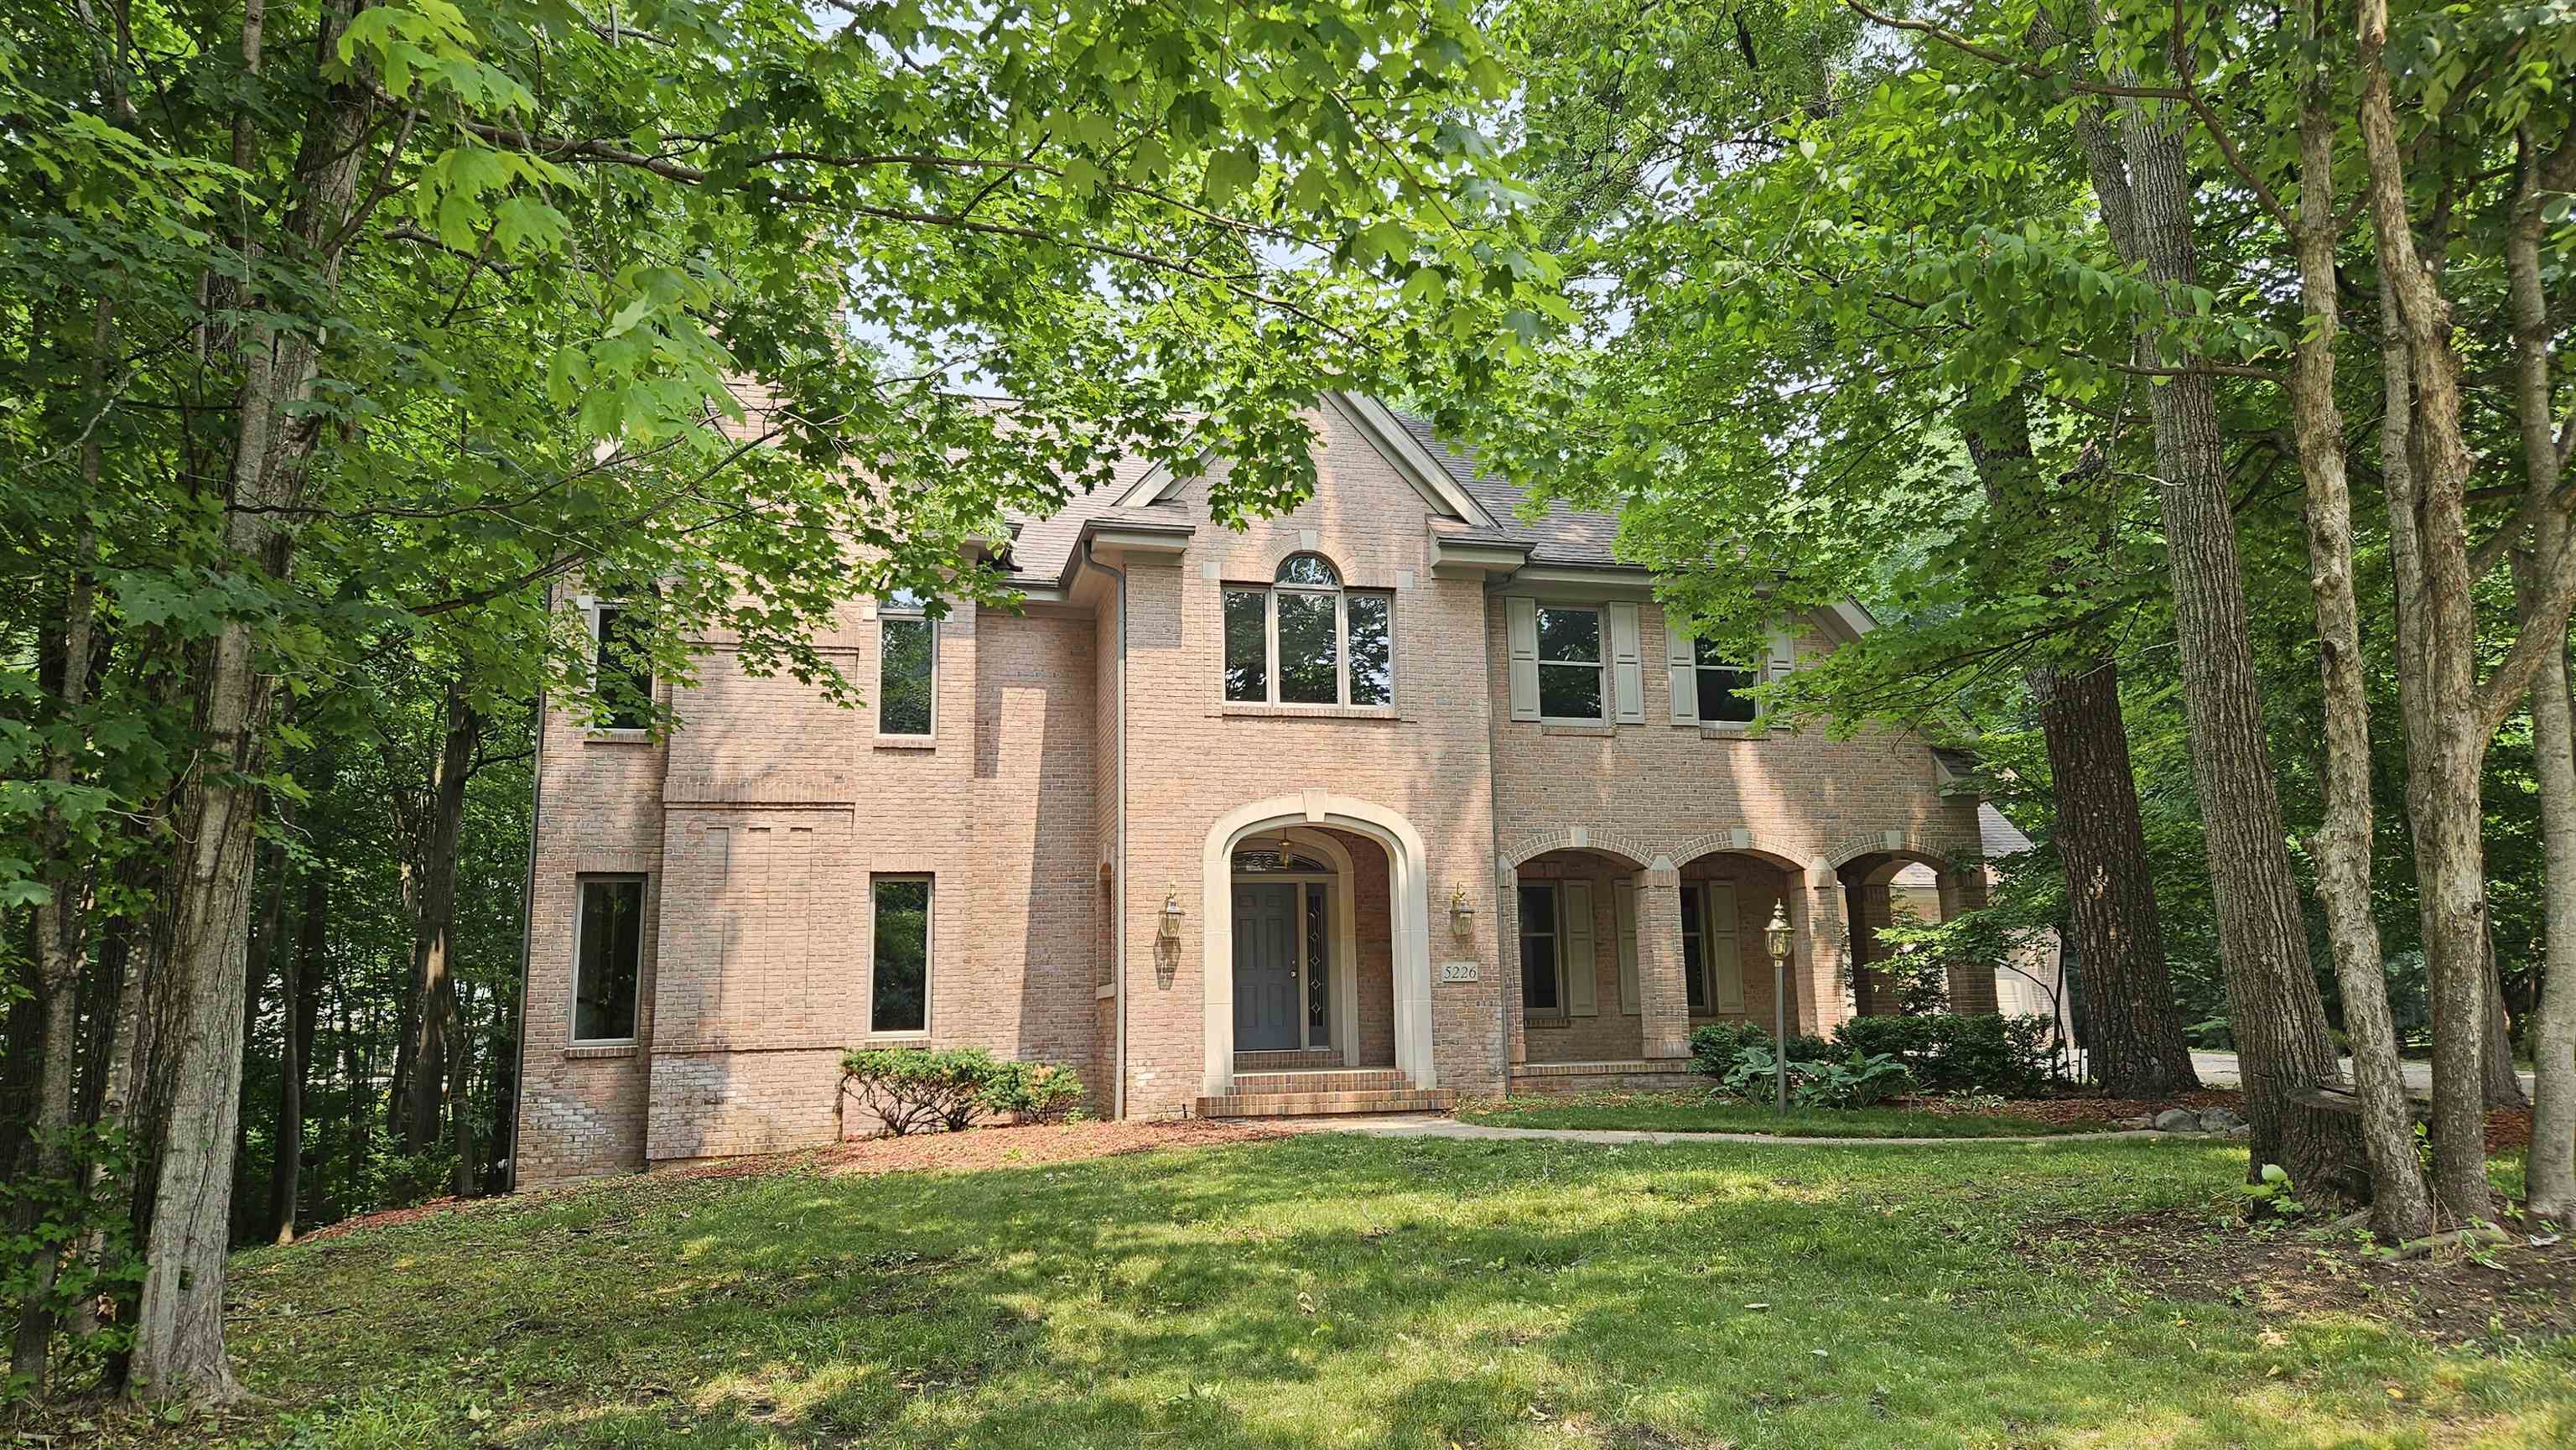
[2023,1204,2576,1348]
[299,1119,1310,1244]
[1912,1088,2534,1151]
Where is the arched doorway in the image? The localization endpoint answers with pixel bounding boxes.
[1201,795,1435,1098]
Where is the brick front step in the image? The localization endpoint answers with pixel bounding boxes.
[1193,1088,1457,1119]
[1230,1069,1410,1095]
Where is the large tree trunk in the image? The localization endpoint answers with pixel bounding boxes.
[2033,658,2200,1094]
[403,678,480,1154]
[2483,937,2527,1109]
[129,3,376,1397]
[449,983,480,1198]
[2067,72,2364,1195]
[1959,392,2197,1096]
[2357,0,2496,1224]
[2277,9,2436,1240]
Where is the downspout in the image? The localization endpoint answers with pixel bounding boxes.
[1084,538,1130,1120]
[504,588,553,1193]
[1483,567,1524,1094]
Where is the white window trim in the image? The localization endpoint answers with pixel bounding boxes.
[868,873,935,1039]
[574,595,653,741]
[875,600,938,741]
[568,873,647,1047]
[1535,605,1610,724]
[1518,881,1569,1016]
[1224,574,1395,710]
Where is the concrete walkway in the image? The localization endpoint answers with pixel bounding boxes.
[2189,1049,2533,1097]
[1301,1113,2175,1150]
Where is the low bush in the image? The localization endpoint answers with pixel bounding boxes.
[1716,1045,1911,1109]
[838,1047,1089,1136]
[1830,1012,2054,1095]
[978,1059,1086,1123]
[1688,1021,1831,1081]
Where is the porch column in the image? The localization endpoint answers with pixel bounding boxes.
[1498,863,1527,1066]
[1939,865,2000,1013]
[1635,857,1690,1060]
[1798,860,1852,1036]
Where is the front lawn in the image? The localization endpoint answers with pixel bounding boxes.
[86,1132,2575,1449]
[1453,1091,2095,1137]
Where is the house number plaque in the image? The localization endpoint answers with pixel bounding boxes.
[1437,960,1480,983]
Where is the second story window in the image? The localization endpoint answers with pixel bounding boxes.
[1693,639,1760,724]
[879,590,935,737]
[1222,553,1393,707]
[589,601,653,732]
[1535,606,1605,720]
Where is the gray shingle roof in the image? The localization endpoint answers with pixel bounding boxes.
[1386,409,1627,567]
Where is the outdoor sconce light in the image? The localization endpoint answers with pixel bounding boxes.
[1450,885,1474,941]
[1160,887,1184,942]
[1766,902,1794,1115]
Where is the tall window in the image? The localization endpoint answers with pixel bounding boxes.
[1221,553,1393,707]
[871,876,932,1033]
[1679,883,1710,1013]
[573,876,646,1042]
[1694,639,1759,725]
[879,591,935,737]
[1535,606,1605,720]
[1518,882,1562,1013]
[590,602,653,731]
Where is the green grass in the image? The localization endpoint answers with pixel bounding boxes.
[140,1134,2573,1449]
[1453,1091,2094,1137]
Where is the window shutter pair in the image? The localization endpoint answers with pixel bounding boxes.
[1506,596,1540,721]
[1707,881,1746,1013]
[1563,880,1598,1016]
[1613,881,1640,1014]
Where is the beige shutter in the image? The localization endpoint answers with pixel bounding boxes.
[1506,595,1540,722]
[1564,880,1598,1016]
[1613,879,1640,1015]
[1766,625,1798,682]
[1708,881,1745,1012]
[1667,616,1698,724]
[1607,601,1644,723]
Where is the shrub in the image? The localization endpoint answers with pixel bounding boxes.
[839,1047,1004,1136]
[1831,1012,2054,1095]
[978,1059,1085,1123]
[838,1047,1088,1136]
[1716,1045,1911,1108]
[1689,1022,1831,1082]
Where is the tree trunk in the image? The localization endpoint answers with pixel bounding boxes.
[2033,658,2200,1094]
[449,983,479,1199]
[2357,0,2495,1224]
[404,678,480,1155]
[2530,625,2576,1219]
[2069,73,2364,1196]
[1959,391,2197,1096]
[2282,9,2435,1240]
[2483,933,2527,1109]
[268,855,325,1244]
[130,0,376,1396]
[234,827,288,1244]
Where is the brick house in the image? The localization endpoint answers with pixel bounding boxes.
[508,393,2007,1186]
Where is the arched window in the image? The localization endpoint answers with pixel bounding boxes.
[1220,553,1393,707]
[1275,553,1339,586]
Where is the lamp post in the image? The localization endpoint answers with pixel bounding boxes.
[1766,902,1794,1115]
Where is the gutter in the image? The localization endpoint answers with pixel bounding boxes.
[1082,538,1130,1120]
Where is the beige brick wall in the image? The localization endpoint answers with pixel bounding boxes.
[514,408,1992,1184]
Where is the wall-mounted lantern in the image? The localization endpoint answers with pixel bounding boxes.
[1450,885,1475,942]
[1160,886,1185,942]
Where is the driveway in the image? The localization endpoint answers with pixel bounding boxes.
[2189,1049,2532,1098]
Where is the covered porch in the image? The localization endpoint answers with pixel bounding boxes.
[1497,829,1853,1096]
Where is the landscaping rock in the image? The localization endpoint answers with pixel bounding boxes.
[2153,1108,2201,1133]
[2115,1114,2157,1130]
[2197,1106,2247,1132]
[2225,1125,2252,1141]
